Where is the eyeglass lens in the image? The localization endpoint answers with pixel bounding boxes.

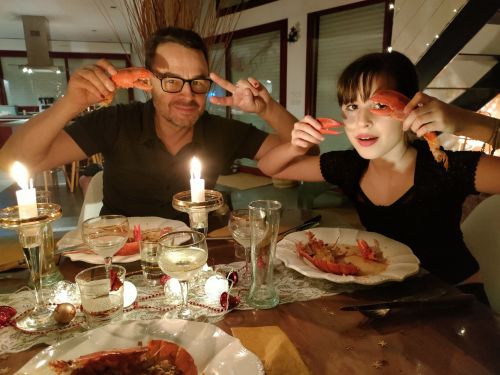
[162,77,211,94]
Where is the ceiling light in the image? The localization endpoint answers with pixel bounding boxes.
[389,3,394,10]
[387,46,393,53]
[453,8,457,13]
[435,34,439,39]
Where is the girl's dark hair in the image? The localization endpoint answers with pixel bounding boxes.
[337,51,419,105]
[145,27,209,71]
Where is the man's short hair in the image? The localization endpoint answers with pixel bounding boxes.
[145,27,209,70]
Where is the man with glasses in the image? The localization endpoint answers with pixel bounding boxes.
[0,27,297,220]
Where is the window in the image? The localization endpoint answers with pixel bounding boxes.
[1,56,66,109]
[207,20,287,133]
[0,52,131,109]
[306,1,391,151]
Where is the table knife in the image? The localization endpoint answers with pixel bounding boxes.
[340,293,475,312]
[279,215,322,237]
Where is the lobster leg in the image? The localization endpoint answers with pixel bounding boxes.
[317,117,343,135]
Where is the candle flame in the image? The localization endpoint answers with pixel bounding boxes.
[190,157,202,179]
[11,161,30,190]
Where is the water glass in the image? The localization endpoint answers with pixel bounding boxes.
[248,200,282,309]
[75,265,126,328]
[140,240,164,286]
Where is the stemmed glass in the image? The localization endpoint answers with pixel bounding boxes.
[82,215,129,273]
[228,209,252,284]
[158,230,208,320]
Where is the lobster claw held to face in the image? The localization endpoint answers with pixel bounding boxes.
[317,118,343,135]
[101,67,154,106]
[368,89,449,170]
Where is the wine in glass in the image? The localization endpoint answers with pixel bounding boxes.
[158,230,208,320]
[228,209,252,284]
[82,215,129,272]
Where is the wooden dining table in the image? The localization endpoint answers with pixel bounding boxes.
[1,237,500,374]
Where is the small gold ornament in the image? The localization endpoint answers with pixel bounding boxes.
[377,340,388,348]
[52,303,76,324]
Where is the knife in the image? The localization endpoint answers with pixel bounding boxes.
[279,215,322,237]
[340,293,475,312]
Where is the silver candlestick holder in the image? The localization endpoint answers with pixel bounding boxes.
[0,203,62,332]
[172,190,223,235]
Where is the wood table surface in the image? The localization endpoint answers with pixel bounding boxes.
[1,239,500,374]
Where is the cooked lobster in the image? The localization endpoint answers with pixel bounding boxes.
[49,339,197,375]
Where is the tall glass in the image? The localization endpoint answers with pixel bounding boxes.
[158,230,208,320]
[228,209,252,284]
[81,215,129,273]
[248,200,282,309]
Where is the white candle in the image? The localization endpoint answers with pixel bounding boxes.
[11,161,37,219]
[190,157,205,202]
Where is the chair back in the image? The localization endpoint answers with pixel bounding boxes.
[461,195,500,314]
[77,171,104,225]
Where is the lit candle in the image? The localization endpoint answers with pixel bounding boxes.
[190,157,205,202]
[11,161,37,219]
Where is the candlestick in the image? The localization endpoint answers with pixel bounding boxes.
[190,157,205,203]
[11,162,37,219]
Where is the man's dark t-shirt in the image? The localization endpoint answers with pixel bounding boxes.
[65,100,267,220]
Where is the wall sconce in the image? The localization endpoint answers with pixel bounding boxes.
[288,24,299,43]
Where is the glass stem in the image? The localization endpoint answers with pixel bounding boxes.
[18,225,44,311]
[104,256,112,276]
[178,280,190,317]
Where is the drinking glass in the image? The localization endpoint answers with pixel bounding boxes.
[158,230,208,320]
[248,200,282,309]
[228,209,252,284]
[75,264,126,328]
[82,215,129,273]
[140,240,165,286]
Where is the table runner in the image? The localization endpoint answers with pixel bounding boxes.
[0,261,360,354]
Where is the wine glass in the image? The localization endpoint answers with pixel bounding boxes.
[158,230,208,320]
[82,215,129,273]
[228,209,252,284]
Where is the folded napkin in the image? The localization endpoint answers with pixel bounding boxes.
[231,326,310,375]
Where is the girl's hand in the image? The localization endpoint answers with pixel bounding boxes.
[402,92,466,137]
[291,116,325,150]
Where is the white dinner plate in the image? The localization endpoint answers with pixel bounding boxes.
[16,319,264,375]
[276,227,420,285]
[56,216,190,264]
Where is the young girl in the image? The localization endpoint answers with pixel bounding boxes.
[258,51,500,299]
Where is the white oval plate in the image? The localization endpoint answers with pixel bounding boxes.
[56,217,190,264]
[16,319,264,375]
[276,227,420,285]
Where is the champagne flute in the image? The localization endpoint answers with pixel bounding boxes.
[228,209,252,284]
[82,215,129,273]
[158,230,208,320]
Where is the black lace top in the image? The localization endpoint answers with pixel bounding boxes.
[320,140,482,284]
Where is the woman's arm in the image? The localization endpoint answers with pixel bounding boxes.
[474,155,500,194]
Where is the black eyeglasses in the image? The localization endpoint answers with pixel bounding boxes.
[154,74,212,94]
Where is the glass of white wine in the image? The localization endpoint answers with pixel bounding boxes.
[158,230,208,320]
[228,209,252,284]
[82,215,129,273]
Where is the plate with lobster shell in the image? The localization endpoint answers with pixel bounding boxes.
[276,227,420,285]
[16,319,264,375]
[56,216,190,264]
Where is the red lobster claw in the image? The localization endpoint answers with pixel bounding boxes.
[317,118,343,135]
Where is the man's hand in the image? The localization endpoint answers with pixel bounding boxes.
[208,72,272,115]
[62,59,118,112]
